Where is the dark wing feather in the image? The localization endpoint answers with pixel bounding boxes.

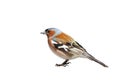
[52,41,74,56]
[71,41,86,51]
[53,40,85,51]
[52,40,86,57]
[54,44,63,49]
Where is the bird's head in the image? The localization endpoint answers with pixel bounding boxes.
[41,28,62,38]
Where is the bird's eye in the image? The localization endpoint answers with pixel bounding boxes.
[45,29,50,34]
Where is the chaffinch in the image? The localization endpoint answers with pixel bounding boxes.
[41,28,108,67]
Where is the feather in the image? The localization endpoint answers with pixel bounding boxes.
[83,52,108,67]
[51,40,83,59]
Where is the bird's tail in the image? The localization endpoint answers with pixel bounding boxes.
[83,52,108,67]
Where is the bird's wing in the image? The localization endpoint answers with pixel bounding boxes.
[73,41,86,51]
[51,40,85,58]
[53,37,86,51]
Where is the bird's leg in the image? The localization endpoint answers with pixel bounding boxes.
[56,59,71,67]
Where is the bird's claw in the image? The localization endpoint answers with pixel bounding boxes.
[56,62,71,67]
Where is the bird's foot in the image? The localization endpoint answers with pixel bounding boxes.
[56,59,71,67]
[56,62,71,67]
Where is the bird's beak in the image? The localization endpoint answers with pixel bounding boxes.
[40,31,46,34]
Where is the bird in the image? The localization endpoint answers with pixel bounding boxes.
[41,28,108,67]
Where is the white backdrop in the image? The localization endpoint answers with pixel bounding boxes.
[0,0,120,84]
